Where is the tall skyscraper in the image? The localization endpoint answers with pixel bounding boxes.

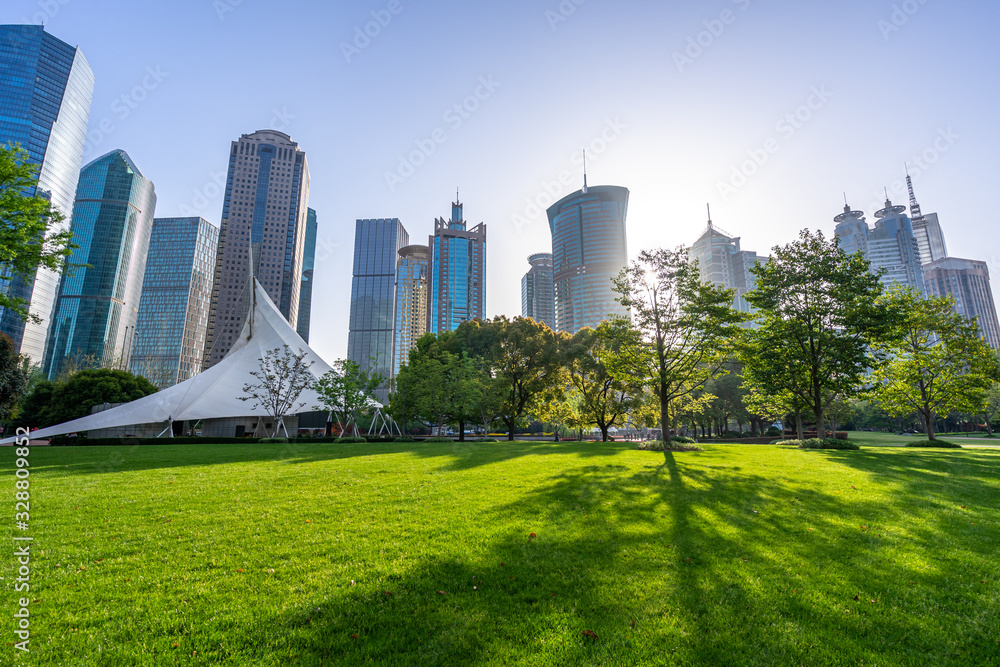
[923,257,1000,350]
[348,218,409,397]
[392,244,429,378]
[833,198,925,294]
[906,174,948,265]
[688,211,764,315]
[203,130,310,368]
[546,183,628,333]
[130,217,218,387]
[428,197,486,333]
[296,207,317,342]
[42,150,156,379]
[521,253,554,328]
[0,25,94,362]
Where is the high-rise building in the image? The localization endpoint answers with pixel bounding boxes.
[392,244,429,378]
[130,217,218,387]
[834,198,925,294]
[203,130,310,368]
[428,197,486,334]
[0,25,94,362]
[348,218,409,398]
[521,253,554,328]
[42,150,156,379]
[906,174,948,265]
[546,183,628,333]
[688,212,764,315]
[923,257,1000,350]
[296,207,317,342]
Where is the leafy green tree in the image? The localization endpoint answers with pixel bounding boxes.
[563,324,643,441]
[604,247,746,435]
[979,382,1000,436]
[239,345,314,437]
[0,143,77,323]
[0,334,27,422]
[479,316,565,441]
[314,357,381,437]
[741,229,899,439]
[871,288,1000,441]
[17,368,157,428]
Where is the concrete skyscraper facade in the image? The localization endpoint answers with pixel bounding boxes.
[521,253,554,328]
[923,257,1000,350]
[834,198,925,294]
[130,217,218,387]
[688,213,764,315]
[547,184,628,333]
[0,25,94,362]
[392,244,429,378]
[203,130,310,368]
[296,207,318,343]
[42,150,156,379]
[348,218,409,396]
[428,197,486,334]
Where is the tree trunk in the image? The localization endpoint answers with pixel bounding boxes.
[458,418,465,442]
[795,408,803,442]
[924,409,936,441]
[659,392,669,444]
[985,415,993,436]
[504,417,515,441]
[600,424,609,442]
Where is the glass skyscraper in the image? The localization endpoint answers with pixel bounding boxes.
[923,257,1000,350]
[392,244,429,378]
[203,130,311,368]
[0,25,94,363]
[688,218,764,315]
[42,150,156,379]
[428,198,486,334]
[296,207,317,342]
[130,217,218,387]
[521,253,554,328]
[348,218,409,398]
[834,198,926,294]
[546,184,628,333]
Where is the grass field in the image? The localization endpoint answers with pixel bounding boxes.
[4,440,999,666]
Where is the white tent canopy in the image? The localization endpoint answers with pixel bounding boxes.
[2,280,355,443]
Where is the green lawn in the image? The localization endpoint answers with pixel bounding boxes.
[4,440,1000,666]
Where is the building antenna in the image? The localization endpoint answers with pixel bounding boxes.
[884,186,890,204]
[456,186,459,204]
[843,192,849,206]
[706,203,712,229]
[905,165,922,218]
[582,149,588,193]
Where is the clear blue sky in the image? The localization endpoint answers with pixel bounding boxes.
[4,0,999,362]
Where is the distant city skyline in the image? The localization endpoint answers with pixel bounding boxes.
[2,1,1000,363]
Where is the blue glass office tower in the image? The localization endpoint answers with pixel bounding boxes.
[42,150,157,379]
[296,207,317,342]
[392,244,429,378]
[833,198,925,294]
[521,253,554,328]
[546,184,629,333]
[130,217,218,387]
[0,25,94,363]
[348,218,409,398]
[428,198,486,333]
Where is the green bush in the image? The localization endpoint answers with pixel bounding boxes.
[765,426,782,437]
[334,436,367,443]
[905,439,961,449]
[393,436,415,442]
[637,440,703,452]
[477,437,500,442]
[773,439,801,446]
[423,436,453,442]
[799,438,860,450]
[670,436,696,444]
[259,437,288,443]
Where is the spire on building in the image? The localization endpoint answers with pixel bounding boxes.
[706,203,713,230]
[582,149,588,193]
[905,166,922,218]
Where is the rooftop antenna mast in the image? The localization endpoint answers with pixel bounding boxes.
[706,203,713,229]
[905,165,922,218]
[582,149,588,193]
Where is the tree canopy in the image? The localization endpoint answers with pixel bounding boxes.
[17,368,157,428]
